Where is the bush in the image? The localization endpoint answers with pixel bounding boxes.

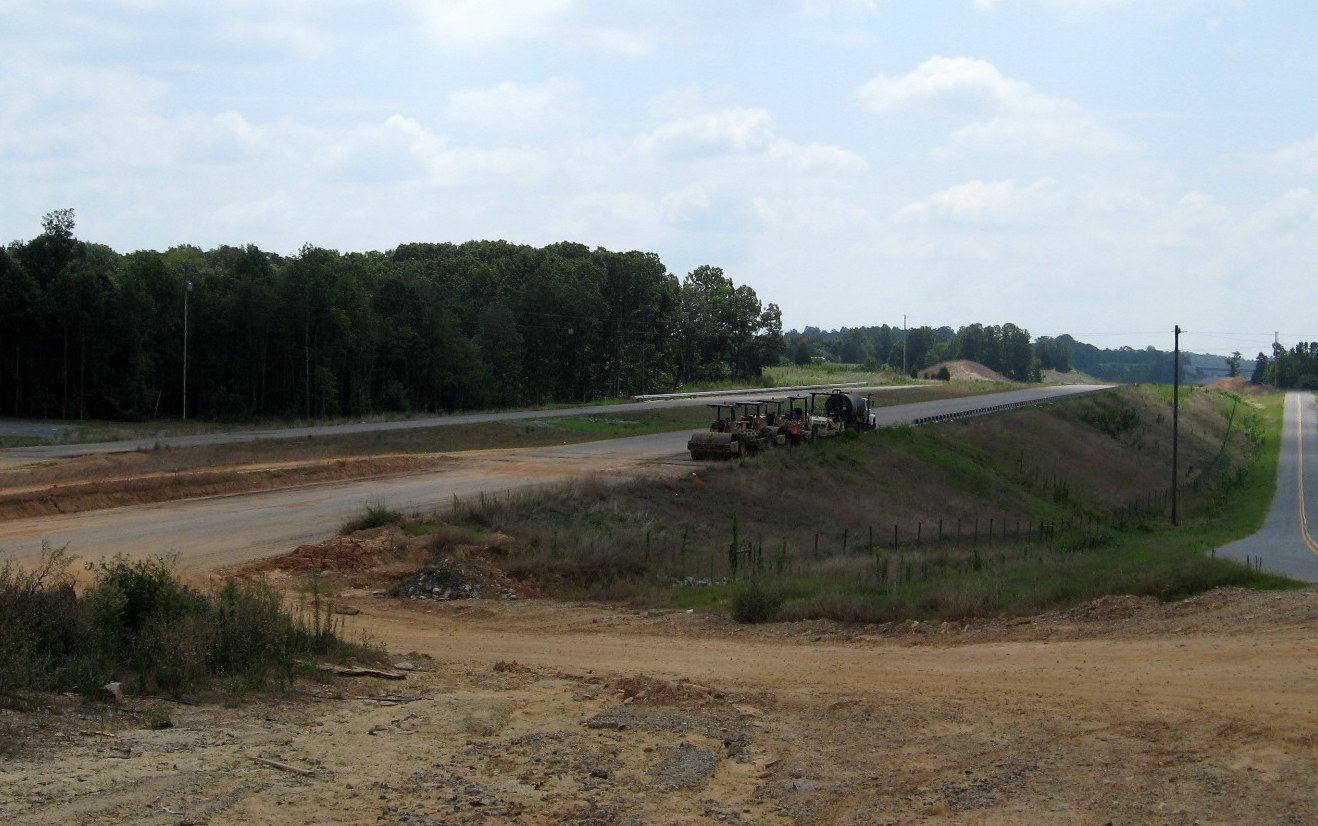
[0,550,367,699]
[0,545,90,695]
[730,580,784,624]
[341,501,404,534]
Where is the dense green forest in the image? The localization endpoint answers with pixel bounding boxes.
[1252,343,1318,389]
[1,210,784,420]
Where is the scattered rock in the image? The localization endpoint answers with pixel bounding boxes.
[100,682,124,704]
[652,743,719,791]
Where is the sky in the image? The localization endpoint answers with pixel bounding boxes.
[3,1,1317,357]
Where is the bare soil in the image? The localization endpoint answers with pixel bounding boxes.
[5,533,1318,826]
[0,455,456,521]
[919,361,1011,383]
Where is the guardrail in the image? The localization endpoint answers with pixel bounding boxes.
[633,382,871,401]
[907,386,1111,426]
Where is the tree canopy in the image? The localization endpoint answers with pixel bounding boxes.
[1,211,783,420]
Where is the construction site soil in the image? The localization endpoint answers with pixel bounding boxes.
[3,528,1317,826]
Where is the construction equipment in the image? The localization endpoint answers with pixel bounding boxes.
[824,390,877,432]
[757,398,807,445]
[688,403,769,460]
[733,401,782,447]
[781,395,813,444]
[808,389,876,438]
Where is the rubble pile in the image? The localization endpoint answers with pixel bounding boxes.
[388,554,519,601]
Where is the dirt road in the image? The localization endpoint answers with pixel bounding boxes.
[0,436,688,574]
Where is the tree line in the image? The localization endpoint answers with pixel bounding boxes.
[785,324,1242,386]
[1252,342,1318,389]
[785,322,1056,382]
[1,210,784,420]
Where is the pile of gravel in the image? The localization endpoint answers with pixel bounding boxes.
[386,555,517,601]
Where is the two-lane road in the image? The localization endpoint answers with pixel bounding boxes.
[0,385,1113,573]
[1218,392,1318,582]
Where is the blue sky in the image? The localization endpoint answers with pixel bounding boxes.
[4,1,1316,356]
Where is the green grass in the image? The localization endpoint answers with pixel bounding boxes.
[432,387,1301,624]
[524,410,707,436]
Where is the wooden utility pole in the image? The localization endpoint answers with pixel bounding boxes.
[1172,325,1180,526]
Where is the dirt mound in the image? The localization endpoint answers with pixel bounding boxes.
[1040,368,1101,384]
[920,360,1010,382]
[218,528,419,583]
[1063,593,1159,621]
[1206,375,1267,395]
[219,526,535,600]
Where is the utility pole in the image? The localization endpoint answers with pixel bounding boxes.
[1172,325,1180,526]
[902,314,908,376]
[182,281,192,419]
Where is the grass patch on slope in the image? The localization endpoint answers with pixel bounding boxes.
[437,386,1297,623]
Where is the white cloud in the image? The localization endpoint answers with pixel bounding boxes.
[409,0,650,53]
[218,18,335,59]
[897,178,1064,225]
[860,56,1027,112]
[798,0,879,16]
[859,57,1139,157]
[408,0,570,47]
[972,0,1178,9]
[1273,132,1318,175]
[445,79,577,132]
[633,108,777,157]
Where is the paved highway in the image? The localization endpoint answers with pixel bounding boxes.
[0,384,1114,573]
[1217,392,1318,582]
[0,385,935,462]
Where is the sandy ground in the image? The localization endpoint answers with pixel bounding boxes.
[4,583,1317,826]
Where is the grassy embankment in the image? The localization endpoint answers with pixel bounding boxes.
[420,386,1297,622]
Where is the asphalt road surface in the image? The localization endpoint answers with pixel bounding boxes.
[0,385,934,463]
[1217,392,1318,582]
[0,384,1113,573]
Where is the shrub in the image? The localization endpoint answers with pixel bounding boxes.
[341,500,403,534]
[0,550,367,700]
[730,580,784,624]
